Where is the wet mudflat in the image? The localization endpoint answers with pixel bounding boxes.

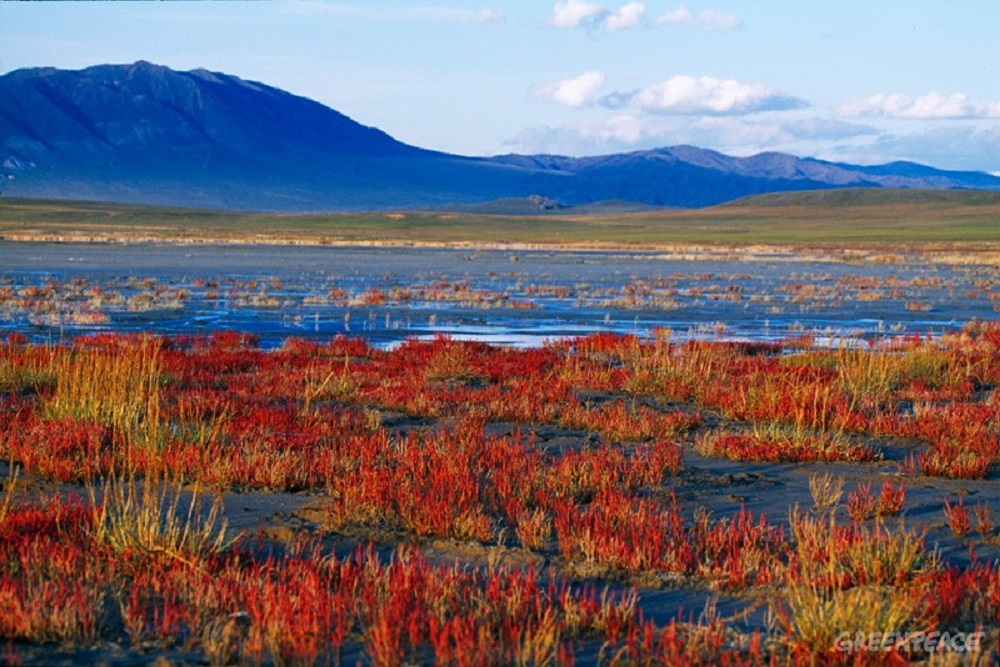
[3,241,998,347]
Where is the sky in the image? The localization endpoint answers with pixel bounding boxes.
[3,1,1000,172]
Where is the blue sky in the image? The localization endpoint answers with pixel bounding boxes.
[3,1,999,172]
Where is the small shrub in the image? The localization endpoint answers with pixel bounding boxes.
[975,501,995,540]
[846,482,876,522]
[875,480,906,517]
[943,497,972,538]
[808,472,844,511]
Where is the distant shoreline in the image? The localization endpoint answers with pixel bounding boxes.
[5,190,1000,266]
[3,231,1000,266]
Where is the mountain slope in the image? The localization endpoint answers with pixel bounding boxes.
[0,61,420,160]
[2,62,999,211]
[0,61,539,209]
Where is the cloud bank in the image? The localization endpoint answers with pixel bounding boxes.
[543,72,804,116]
[549,1,740,33]
[841,92,1000,119]
[614,75,806,115]
[505,114,876,158]
[530,5,997,171]
[868,126,1000,169]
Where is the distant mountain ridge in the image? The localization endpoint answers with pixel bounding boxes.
[2,61,999,211]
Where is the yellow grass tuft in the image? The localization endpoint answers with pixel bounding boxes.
[782,583,921,656]
[789,507,929,589]
[44,340,163,443]
[89,469,231,568]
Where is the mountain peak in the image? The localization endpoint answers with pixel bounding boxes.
[84,60,172,82]
[126,60,165,72]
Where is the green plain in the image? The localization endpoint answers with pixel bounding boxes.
[2,188,1000,248]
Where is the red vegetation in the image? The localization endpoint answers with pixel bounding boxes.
[943,497,972,538]
[2,322,1000,662]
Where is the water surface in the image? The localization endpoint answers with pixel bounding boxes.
[2,242,996,347]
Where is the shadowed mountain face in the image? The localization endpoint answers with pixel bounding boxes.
[2,61,999,211]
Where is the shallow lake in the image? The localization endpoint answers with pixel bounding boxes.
[2,242,998,347]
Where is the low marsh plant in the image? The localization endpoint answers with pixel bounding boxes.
[846,482,876,522]
[780,583,921,659]
[836,348,904,411]
[789,508,928,589]
[974,501,995,540]
[88,469,232,567]
[0,347,53,395]
[515,508,553,551]
[943,497,972,538]
[876,480,906,517]
[808,472,844,511]
[696,428,876,464]
[44,340,163,444]
[302,356,355,410]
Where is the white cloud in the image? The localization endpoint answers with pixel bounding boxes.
[551,0,605,28]
[592,113,646,143]
[655,5,741,31]
[841,92,1000,119]
[656,5,693,25]
[550,2,735,34]
[605,2,645,32]
[506,116,1000,174]
[503,121,631,156]
[609,75,805,115]
[541,71,607,107]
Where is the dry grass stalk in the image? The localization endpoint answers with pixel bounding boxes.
[515,508,553,551]
[782,583,920,655]
[808,472,844,511]
[790,508,928,589]
[89,469,231,568]
[44,341,163,444]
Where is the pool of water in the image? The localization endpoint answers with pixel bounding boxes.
[2,242,997,348]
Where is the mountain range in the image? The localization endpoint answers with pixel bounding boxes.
[2,61,999,212]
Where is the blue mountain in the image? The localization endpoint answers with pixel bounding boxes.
[2,61,998,211]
